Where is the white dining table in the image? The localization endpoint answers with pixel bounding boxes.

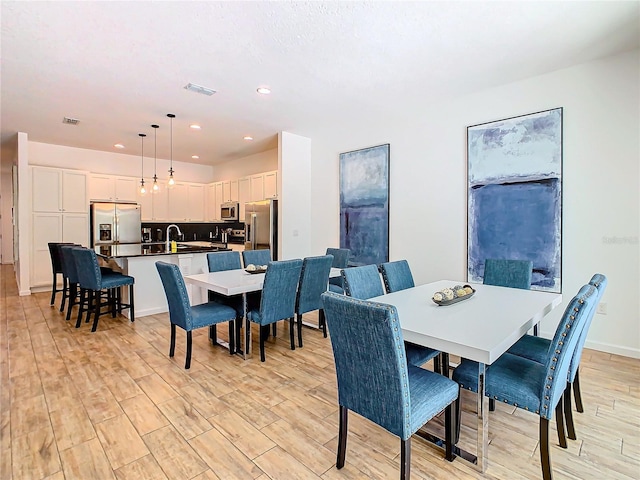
[184,267,343,358]
[369,279,562,472]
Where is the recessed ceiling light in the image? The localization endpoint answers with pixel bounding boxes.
[191,155,199,159]
[184,83,217,96]
[256,87,271,95]
[190,124,201,130]
[114,144,125,149]
[243,136,253,141]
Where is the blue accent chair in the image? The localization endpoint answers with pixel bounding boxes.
[72,247,135,332]
[452,284,598,480]
[295,254,334,345]
[207,251,245,352]
[326,247,350,294]
[321,291,459,479]
[379,260,443,373]
[59,245,82,321]
[246,259,303,362]
[242,249,271,268]
[343,264,439,370]
[507,274,607,440]
[155,261,237,369]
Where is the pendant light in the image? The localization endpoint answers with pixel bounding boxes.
[138,133,147,195]
[151,124,160,193]
[167,113,176,187]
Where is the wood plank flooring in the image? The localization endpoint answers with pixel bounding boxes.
[1,265,638,479]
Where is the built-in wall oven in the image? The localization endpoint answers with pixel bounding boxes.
[221,202,239,221]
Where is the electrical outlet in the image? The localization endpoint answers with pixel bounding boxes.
[596,302,607,315]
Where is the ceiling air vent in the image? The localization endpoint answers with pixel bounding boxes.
[62,117,80,125]
[184,83,216,96]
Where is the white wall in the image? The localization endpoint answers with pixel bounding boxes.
[28,142,214,183]
[279,132,312,260]
[308,50,640,358]
[212,149,278,181]
[0,139,16,264]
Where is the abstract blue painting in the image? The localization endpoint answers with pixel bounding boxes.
[467,108,562,292]
[340,144,389,266]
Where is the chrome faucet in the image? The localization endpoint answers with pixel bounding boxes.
[166,224,182,248]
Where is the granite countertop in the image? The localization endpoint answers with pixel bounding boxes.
[95,242,230,258]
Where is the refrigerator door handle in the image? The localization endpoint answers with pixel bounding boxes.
[251,213,257,250]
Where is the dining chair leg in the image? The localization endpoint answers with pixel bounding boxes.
[66,283,77,320]
[445,400,455,461]
[573,370,584,413]
[539,417,553,480]
[319,309,327,338]
[185,331,192,369]
[209,324,217,344]
[272,322,277,337]
[555,401,567,448]
[337,406,348,469]
[400,438,411,480]
[91,290,102,332]
[59,277,68,313]
[563,383,577,440]
[489,398,496,411]
[297,314,303,348]
[50,271,57,306]
[440,352,450,378]
[111,288,118,318]
[434,355,441,376]
[228,320,236,354]
[260,325,268,362]
[169,324,176,358]
[76,288,86,328]
[289,317,296,350]
[454,392,461,444]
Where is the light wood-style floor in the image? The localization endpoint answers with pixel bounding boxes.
[1,264,638,480]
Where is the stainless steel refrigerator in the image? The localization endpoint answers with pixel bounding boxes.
[244,199,278,260]
[91,202,142,246]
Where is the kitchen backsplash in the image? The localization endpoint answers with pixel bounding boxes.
[142,222,245,243]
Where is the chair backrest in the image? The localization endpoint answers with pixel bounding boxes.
[296,255,334,315]
[321,291,411,439]
[242,249,271,268]
[71,248,103,290]
[342,264,384,300]
[540,284,598,419]
[568,274,608,382]
[60,245,81,283]
[326,248,350,268]
[379,260,415,293]
[483,259,533,290]
[207,251,242,272]
[258,259,303,325]
[155,261,192,330]
[48,242,73,275]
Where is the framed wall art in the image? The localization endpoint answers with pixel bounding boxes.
[339,144,390,266]
[467,108,563,292]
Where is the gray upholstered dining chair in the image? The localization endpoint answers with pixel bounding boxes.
[452,284,598,480]
[321,291,459,479]
[342,264,442,369]
[72,247,135,332]
[246,259,303,362]
[379,260,443,373]
[155,261,237,369]
[242,249,271,268]
[294,254,334,345]
[507,273,607,440]
[326,247,350,294]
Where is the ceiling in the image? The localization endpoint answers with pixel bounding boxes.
[1,1,638,167]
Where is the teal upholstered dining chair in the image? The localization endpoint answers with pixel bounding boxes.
[452,284,598,480]
[321,291,459,479]
[326,247,350,294]
[379,260,443,374]
[72,247,135,332]
[59,245,82,321]
[507,274,607,440]
[155,261,237,369]
[242,249,271,268]
[342,264,442,369]
[294,254,334,345]
[246,259,303,362]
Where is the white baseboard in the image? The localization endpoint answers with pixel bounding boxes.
[584,339,640,359]
[19,289,32,296]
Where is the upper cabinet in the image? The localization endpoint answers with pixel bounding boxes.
[89,174,138,202]
[250,174,264,202]
[238,176,251,221]
[169,183,205,222]
[139,181,169,222]
[263,170,278,199]
[32,167,88,213]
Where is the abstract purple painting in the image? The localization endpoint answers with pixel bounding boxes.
[467,108,563,292]
[339,144,389,266]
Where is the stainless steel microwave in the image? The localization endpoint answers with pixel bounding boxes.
[220,202,239,221]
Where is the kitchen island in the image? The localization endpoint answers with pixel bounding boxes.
[96,242,230,318]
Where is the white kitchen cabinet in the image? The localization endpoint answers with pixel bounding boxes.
[90,174,138,202]
[32,166,88,213]
[229,179,239,201]
[31,211,89,287]
[168,183,189,221]
[238,176,251,221]
[187,184,205,222]
[214,182,224,220]
[263,170,278,199]
[205,183,216,221]
[250,174,265,202]
[140,181,169,221]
